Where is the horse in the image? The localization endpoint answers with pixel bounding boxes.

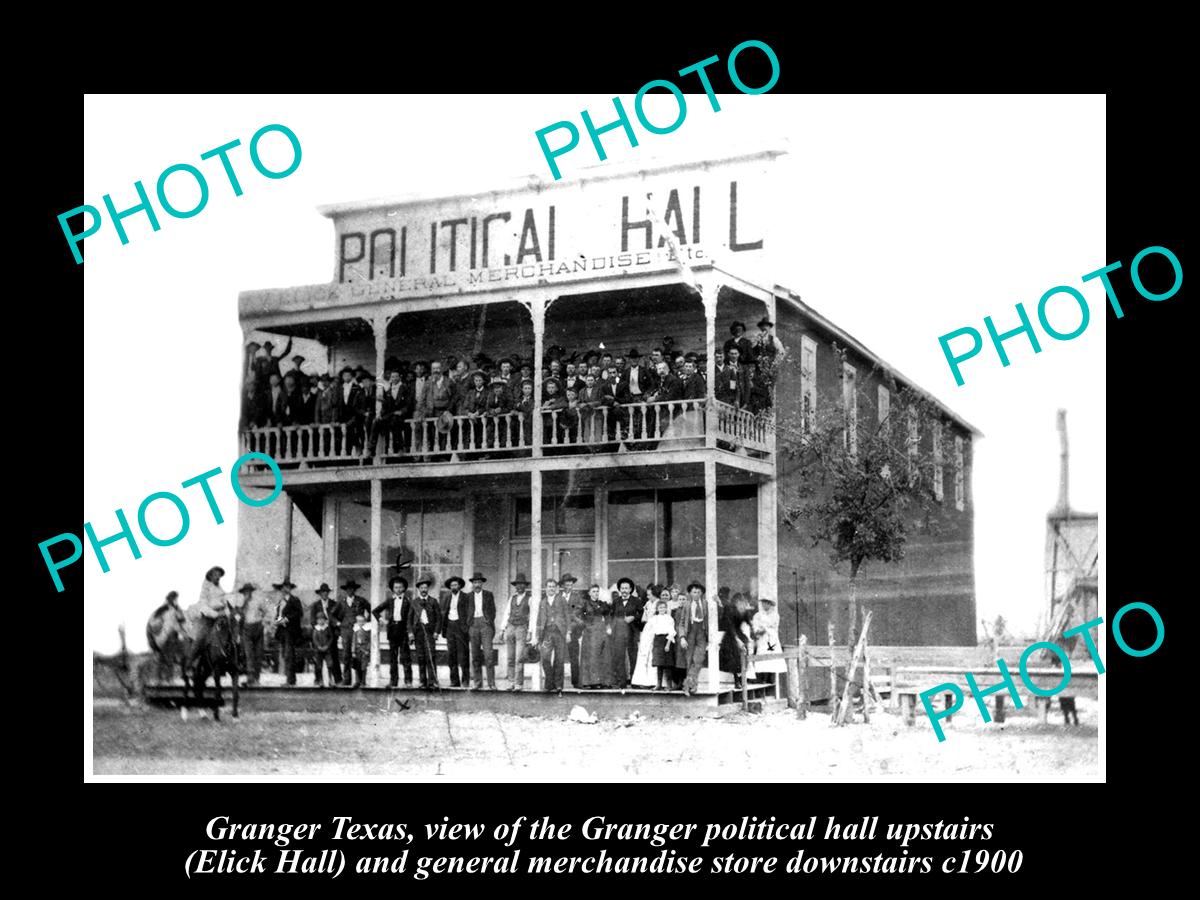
[183,610,242,719]
[146,605,190,686]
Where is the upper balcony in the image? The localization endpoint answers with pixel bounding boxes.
[239,398,774,483]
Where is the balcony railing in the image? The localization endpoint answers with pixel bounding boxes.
[240,399,773,469]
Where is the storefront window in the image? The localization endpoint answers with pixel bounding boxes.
[337,498,463,597]
[607,487,758,593]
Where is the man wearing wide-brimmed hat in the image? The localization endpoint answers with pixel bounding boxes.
[272,579,304,686]
[336,579,370,686]
[675,580,712,695]
[238,582,269,685]
[724,320,753,362]
[440,574,469,687]
[309,582,342,684]
[560,573,586,689]
[501,573,532,690]
[464,572,497,690]
[373,575,413,687]
[409,573,443,688]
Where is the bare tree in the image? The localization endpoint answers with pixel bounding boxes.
[780,344,957,649]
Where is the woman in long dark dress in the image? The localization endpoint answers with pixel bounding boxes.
[578,584,614,688]
[719,593,757,688]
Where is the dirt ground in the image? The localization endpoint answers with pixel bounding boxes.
[91,697,1099,781]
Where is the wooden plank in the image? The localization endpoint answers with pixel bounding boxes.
[796,635,808,720]
[834,611,872,727]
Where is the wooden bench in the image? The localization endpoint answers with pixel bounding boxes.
[893,666,1099,726]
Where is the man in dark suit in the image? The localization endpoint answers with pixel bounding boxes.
[655,360,684,403]
[537,576,570,692]
[265,373,288,425]
[561,574,587,688]
[439,575,469,687]
[272,579,304,686]
[464,573,497,690]
[309,583,342,684]
[676,581,714,696]
[714,346,754,409]
[614,348,659,440]
[335,579,370,686]
[409,574,443,688]
[681,359,707,401]
[372,575,413,687]
[354,372,377,455]
[377,369,413,454]
[723,321,754,362]
[331,367,361,455]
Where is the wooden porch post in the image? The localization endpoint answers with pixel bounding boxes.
[368,478,382,687]
[531,298,546,458]
[702,282,718,449]
[530,468,543,691]
[593,486,605,587]
[757,478,778,603]
[705,458,720,692]
[372,314,389,457]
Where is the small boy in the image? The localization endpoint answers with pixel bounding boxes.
[352,611,372,687]
[312,611,334,687]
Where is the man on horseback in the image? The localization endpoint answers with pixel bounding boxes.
[187,566,231,651]
[181,565,243,718]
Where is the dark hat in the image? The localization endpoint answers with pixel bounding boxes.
[292,355,305,362]
[355,365,369,375]
[469,369,487,384]
[519,360,532,371]
[684,352,699,362]
[274,579,297,590]
[687,580,706,593]
[758,597,776,606]
[444,575,465,590]
[627,348,641,358]
[395,555,414,571]
[498,357,514,368]
[730,321,747,335]
[315,583,332,594]
[206,566,226,580]
[559,573,578,585]
[263,341,275,349]
[520,377,534,388]
[317,372,331,382]
[238,583,256,594]
[389,575,409,589]
[361,371,376,381]
[510,573,530,586]
[340,579,361,591]
[469,572,487,583]
[544,376,562,391]
[616,577,635,590]
[415,573,434,587]
[436,410,455,434]
[758,316,774,328]
[166,590,179,601]
[339,366,354,376]
[547,344,566,359]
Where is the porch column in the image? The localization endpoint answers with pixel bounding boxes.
[593,486,605,587]
[705,458,720,692]
[368,478,382,687]
[702,283,718,448]
[530,468,544,691]
[757,478,778,602]
[372,313,390,457]
[281,492,294,582]
[462,494,475,580]
[531,299,546,458]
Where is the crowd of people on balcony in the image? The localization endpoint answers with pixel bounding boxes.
[147,567,788,696]
[238,318,786,454]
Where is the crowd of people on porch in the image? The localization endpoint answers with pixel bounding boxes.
[146,567,788,695]
[238,318,786,454]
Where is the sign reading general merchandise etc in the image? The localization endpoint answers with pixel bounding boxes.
[240,155,780,315]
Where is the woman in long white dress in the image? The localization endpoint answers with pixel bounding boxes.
[630,584,665,688]
[751,597,788,683]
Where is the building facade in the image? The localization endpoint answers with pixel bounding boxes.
[235,151,979,689]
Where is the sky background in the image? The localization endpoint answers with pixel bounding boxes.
[82,94,1104,652]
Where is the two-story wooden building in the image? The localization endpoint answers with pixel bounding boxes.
[235,150,980,690]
